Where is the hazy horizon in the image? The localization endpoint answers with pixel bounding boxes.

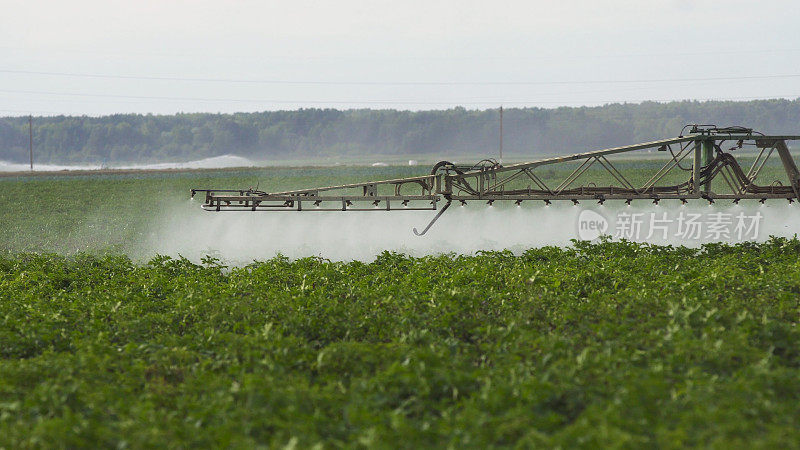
[2,0,799,116]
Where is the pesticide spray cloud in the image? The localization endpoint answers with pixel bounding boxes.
[142,199,800,264]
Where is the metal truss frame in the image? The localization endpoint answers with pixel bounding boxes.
[192,126,800,234]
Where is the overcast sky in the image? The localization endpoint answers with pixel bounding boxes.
[2,0,799,116]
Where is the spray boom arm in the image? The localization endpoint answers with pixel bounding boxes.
[192,126,800,235]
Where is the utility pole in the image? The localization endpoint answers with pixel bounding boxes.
[499,105,503,163]
[29,115,33,171]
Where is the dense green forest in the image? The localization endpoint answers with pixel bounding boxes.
[1,99,798,163]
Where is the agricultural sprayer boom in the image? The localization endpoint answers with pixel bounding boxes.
[191,125,800,235]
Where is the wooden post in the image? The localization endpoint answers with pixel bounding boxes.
[29,115,33,171]
[499,106,503,163]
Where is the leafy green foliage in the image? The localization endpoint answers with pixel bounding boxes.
[1,239,799,447]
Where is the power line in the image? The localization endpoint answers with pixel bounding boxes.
[0,87,798,107]
[0,108,65,115]
[0,88,452,104]
[2,45,799,61]
[2,69,800,86]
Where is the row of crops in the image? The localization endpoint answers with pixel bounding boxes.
[1,238,798,447]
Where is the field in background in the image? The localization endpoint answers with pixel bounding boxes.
[0,158,792,257]
[0,165,428,256]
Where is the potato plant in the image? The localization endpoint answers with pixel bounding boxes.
[1,239,798,447]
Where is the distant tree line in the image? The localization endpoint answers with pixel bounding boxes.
[1,99,798,163]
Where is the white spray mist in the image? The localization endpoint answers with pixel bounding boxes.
[143,200,800,264]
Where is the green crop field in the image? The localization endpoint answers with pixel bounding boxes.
[1,162,798,448]
[0,165,429,255]
[2,240,799,447]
